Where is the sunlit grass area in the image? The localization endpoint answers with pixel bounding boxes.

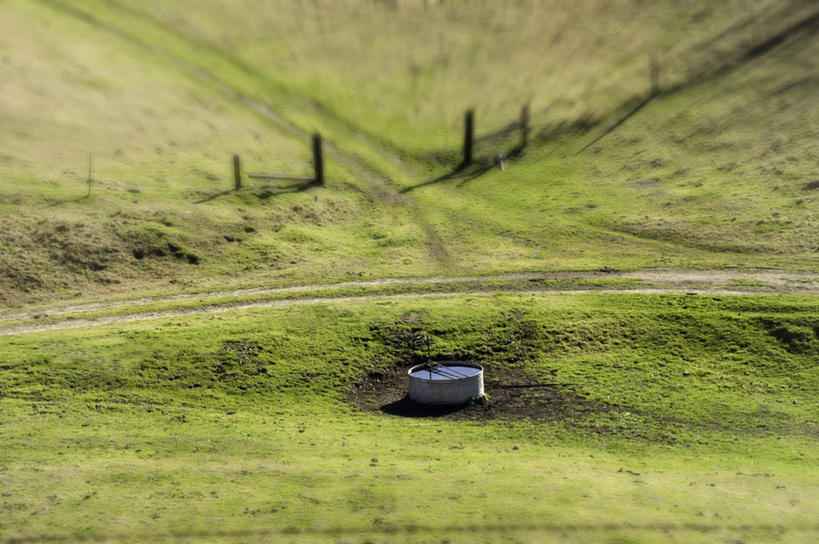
[1,4,818,540]
[1,294,817,543]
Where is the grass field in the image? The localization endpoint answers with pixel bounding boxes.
[1,293,818,543]
[1,0,817,305]
[1,1,818,542]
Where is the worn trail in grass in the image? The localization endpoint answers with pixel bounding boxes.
[1,269,818,336]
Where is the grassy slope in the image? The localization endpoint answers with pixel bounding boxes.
[0,0,434,306]
[1,0,817,307]
[2,4,818,543]
[1,294,818,542]
[109,0,813,153]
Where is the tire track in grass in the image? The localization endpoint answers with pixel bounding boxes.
[3,269,815,322]
[1,269,817,336]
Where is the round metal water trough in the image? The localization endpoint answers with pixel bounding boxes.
[408,361,484,405]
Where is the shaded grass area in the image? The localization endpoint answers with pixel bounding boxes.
[1,294,817,542]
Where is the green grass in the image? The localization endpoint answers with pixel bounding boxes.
[0,275,649,332]
[1,0,817,305]
[2,4,818,540]
[99,0,817,155]
[1,293,818,542]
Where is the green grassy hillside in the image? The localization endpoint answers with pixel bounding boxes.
[1,294,818,542]
[2,0,817,306]
[2,4,818,541]
[88,0,816,154]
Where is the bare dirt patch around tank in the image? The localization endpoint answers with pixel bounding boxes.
[347,363,616,421]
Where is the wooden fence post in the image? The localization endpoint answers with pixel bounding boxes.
[520,104,530,153]
[233,154,242,190]
[312,133,324,185]
[461,109,474,168]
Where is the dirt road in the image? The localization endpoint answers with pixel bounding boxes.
[1,269,817,336]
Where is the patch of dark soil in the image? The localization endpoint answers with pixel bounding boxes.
[348,364,615,421]
[353,312,615,420]
[803,180,819,191]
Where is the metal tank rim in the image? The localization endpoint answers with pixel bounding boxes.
[407,361,484,383]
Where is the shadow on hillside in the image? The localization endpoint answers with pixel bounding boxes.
[399,163,495,194]
[380,395,468,417]
[193,190,232,204]
[574,93,656,155]
[46,195,91,208]
[193,181,314,203]
[254,181,315,199]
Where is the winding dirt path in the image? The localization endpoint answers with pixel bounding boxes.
[1,269,816,336]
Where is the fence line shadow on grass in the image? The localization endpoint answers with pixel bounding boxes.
[193,189,233,204]
[254,180,315,199]
[45,195,91,208]
[399,162,495,194]
[574,93,656,155]
[193,180,314,204]
[400,107,529,194]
